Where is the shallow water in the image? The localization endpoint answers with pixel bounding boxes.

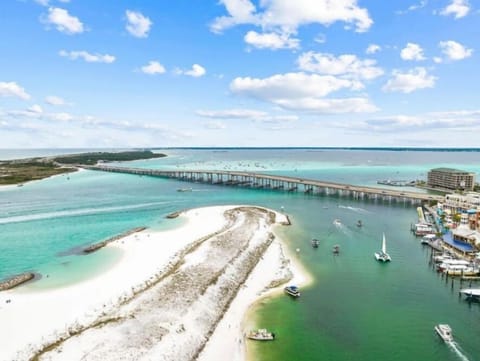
[1,148,480,360]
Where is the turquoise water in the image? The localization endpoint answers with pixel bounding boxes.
[1,149,480,360]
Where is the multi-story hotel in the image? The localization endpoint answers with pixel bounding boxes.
[427,167,475,191]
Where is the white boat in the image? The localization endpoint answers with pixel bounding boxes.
[374,233,391,262]
[443,266,479,276]
[247,328,275,341]
[459,288,480,300]
[177,187,193,192]
[333,219,341,226]
[284,285,300,297]
[434,324,453,342]
[434,253,454,263]
[436,259,470,271]
[421,234,436,244]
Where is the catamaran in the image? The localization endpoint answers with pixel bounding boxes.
[374,233,391,262]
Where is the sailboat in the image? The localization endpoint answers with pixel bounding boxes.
[374,233,391,262]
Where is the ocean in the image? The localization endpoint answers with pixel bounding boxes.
[1,148,480,360]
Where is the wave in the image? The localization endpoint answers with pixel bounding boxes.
[338,205,371,214]
[448,341,471,361]
[0,201,178,225]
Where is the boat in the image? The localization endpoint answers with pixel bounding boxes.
[421,234,436,244]
[333,219,341,226]
[459,288,480,301]
[434,324,453,342]
[176,187,193,192]
[356,220,362,227]
[414,223,434,236]
[374,233,391,262]
[246,328,275,341]
[332,244,340,255]
[311,239,320,248]
[443,266,479,276]
[284,285,300,297]
[436,259,470,271]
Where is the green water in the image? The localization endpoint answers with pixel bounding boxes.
[249,200,480,361]
[1,149,480,360]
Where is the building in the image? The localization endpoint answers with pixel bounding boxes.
[427,167,475,191]
[437,192,480,232]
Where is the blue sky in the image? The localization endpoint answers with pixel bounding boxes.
[0,0,478,148]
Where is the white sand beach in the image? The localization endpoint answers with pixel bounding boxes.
[0,205,310,361]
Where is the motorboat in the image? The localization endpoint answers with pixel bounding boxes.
[436,259,470,271]
[459,288,480,301]
[356,220,363,227]
[433,253,454,263]
[177,187,193,192]
[443,266,479,276]
[311,239,320,248]
[374,233,391,262]
[332,244,340,255]
[247,328,275,341]
[434,324,453,342]
[284,285,300,297]
[421,234,436,245]
[333,219,341,226]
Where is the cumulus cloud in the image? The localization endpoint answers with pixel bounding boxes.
[140,61,166,75]
[366,44,381,54]
[229,72,377,113]
[439,40,473,61]
[297,52,384,80]
[400,43,426,61]
[211,0,373,35]
[44,7,84,34]
[176,64,206,77]
[383,67,436,93]
[125,10,152,38]
[440,0,470,18]
[0,82,31,100]
[244,31,300,50]
[45,95,66,106]
[59,50,115,63]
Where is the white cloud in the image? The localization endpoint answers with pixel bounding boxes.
[211,0,373,35]
[433,56,443,63]
[177,64,206,78]
[366,44,381,54]
[34,0,50,6]
[314,33,327,44]
[59,50,115,63]
[203,120,227,129]
[383,67,436,93]
[229,72,377,113]
[197,108,299,123]
[125,10,152,38]
[0,82,31,100]
[244,31,299,50]
[400,43,426,61]
[440,0,470,18]
[45,95,66,106]
[297,52,384,80]
[396,1,428,15]
[50,112,74,122]
[45,7,84,34]
[28,104,43,114]
[439,40,473,61]
[140,61,166,75]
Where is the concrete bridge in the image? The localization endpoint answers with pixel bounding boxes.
[83,165,445,205]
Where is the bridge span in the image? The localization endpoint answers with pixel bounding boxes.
[83,165,445,205]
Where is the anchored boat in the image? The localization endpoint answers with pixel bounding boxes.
[284,285,300,297]
[311,239,320,248]
[459,288,480,301]
[434,324,453,342]
[247,328,275,341]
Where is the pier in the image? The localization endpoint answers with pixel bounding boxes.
[83,165,445,205]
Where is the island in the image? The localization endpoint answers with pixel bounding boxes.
[0,150,166,186]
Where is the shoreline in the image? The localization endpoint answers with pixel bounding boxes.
[0,205,309,361]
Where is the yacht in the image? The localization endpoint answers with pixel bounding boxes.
[247,328,275,341]
[284,285,300,297]
[421,234,436,245]
[374,233,391,262]
[459,288,480,301]
[333,219,341,226]
[434,324,453,342]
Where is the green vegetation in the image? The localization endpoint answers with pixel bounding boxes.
[53,150,165,165]
[0,150,166,185]
[0,159,74,185]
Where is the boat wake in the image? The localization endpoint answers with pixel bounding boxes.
[338,205,371,214]
[447,341,471,361]
[0,201,180,225]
